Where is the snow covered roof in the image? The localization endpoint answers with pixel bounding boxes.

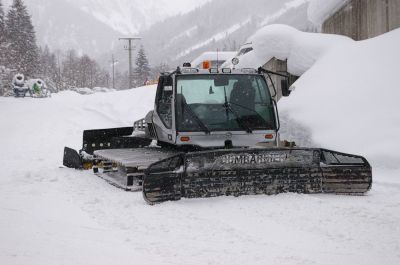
[236,24,352,76]
[191,51,237,67]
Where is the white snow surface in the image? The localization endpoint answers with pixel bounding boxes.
[1,34,400,264]
[280,28,400,169]
[235,24,353,75]
[70,87,117,95]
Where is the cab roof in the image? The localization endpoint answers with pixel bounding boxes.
[162,67,260,76]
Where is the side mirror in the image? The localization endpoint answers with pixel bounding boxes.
[163,76,173,86]
[281,79,291,97]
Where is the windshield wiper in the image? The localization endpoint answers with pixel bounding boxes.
[223,102,253,133]
[178,85,210,134]
[222,86,253,133]
[228,101,271,125]
[181,102,211,134]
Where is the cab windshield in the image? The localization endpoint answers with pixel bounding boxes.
[175,74,275,132]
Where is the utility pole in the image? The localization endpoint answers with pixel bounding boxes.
[119,37,141,89]
[110,54,118,89]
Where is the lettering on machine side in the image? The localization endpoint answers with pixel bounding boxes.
[220,153,288,165]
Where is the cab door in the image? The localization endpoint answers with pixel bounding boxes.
[153,75,176,144]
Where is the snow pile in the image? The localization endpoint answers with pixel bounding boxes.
[236,24,352,75]
[0,85,156,161]
[235,23,399,167]
[70,87,117,95]
[307,0,349,25]
[280,28,400,168]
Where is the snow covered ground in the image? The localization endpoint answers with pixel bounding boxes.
[1,88,399,264]
[1,31,400,264]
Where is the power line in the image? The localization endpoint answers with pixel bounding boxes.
[110,54,118,89]
[119,37,141,89]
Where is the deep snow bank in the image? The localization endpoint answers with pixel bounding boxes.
[236,24,352,75]
[279,28,400,168]
[0,85,156,168]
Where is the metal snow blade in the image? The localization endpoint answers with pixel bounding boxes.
[82,127,136,154]
[63,126,152,169]
[63,147,83,169]
[142,148,372,204]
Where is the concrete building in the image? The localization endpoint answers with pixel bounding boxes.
[262,58,298,101]
[261,0,400,101]
[322,0,400,40]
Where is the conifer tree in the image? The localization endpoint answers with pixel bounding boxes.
[0,0,9,95]
[0,0,6,65]
[38,45,59,90]
[134,45,151,86]
[6,0,39,77]
[0,0,4,40]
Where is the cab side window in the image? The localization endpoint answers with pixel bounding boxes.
[156,76,173,128]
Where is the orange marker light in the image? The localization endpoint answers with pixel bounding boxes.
[202,60,210,69]
[265,134,274,139]
[180,136,190,142]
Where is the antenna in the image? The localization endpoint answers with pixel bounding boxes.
[216,48,219,69]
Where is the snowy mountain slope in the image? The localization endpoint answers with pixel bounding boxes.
[261,0,311,26]
[139,0,315,67]
[174,18,252,60]
[2,0,314,65]
[3,0,122,56]
[2,0,211,57]
[67,0,212,35]
[307,0,349,25]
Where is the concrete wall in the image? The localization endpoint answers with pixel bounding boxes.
[322,0,400,40]
[262,58,298,101]
[261,0,399,101]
